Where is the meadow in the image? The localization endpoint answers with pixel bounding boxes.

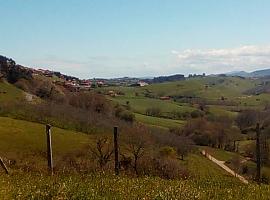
[98,76,270,129]
[0,117,95,170]
[0,82,24,103]
[1,159,270,199]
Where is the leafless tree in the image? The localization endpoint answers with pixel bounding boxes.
[125,126,151,175]
[90,137,114,169]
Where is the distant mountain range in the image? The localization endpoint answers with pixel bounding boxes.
[225,68,270,77]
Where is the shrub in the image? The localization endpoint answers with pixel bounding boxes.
[118,110,135,122]
[14,79,30,91]
[139,156,189,180]
[190,110,204,118]
[261,169,270,184]
[159,146,177,158]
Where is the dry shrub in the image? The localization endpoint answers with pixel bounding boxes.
[138,156,189,180]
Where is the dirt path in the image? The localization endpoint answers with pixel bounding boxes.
[201,150,249,184]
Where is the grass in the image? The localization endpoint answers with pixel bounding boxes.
[0,81,24,103]
[1,161,270,199]
[200,146,240,161]
[98,77,267,129]
[186,153,232,178]
[1,117,270,199]
[0,116,257,199]
[208,105,238,118]
[0,152,259,200]
[135,113,185,129]
[144,77,257,99]
[112,96,195,116]
[0,117,94,167]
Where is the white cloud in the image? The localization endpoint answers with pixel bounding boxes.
[172,45,270,74]
[23,45,270,78]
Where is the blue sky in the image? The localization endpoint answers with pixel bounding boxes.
[1,0,270,78]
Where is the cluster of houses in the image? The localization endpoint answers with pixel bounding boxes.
[63,79,105,92]
[32,69,55,77]
[30,68,150,92]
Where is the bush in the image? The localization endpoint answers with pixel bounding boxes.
[159,146,177,158]
[139,157,189,180]
[14,79,30,91]
[190,110,204,118]
[118,110,135,122]
[261,169,270,184]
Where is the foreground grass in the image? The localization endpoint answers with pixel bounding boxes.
[1,172,270,200]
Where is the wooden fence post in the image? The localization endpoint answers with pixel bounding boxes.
[255,123,261,183]
[0,157,9,174]
[46,124,53,175]
[114,126,119,175]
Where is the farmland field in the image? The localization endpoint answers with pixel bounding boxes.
[98,76,270,129]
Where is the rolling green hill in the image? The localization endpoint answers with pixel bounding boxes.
[0,117,95,169]
[0,81,24,103]
[144,77,257,99]
[98,77,268,129]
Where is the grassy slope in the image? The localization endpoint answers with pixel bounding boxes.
[99,77,266,129]
[2,154,270,199]
[0,81,24,103]
[0,101,268,198]
[135,113,184,129]
[200,146,270,181]
[200,146,240,161]
[144,77,255,98]
[0,117,94,167]
[0,117,237,179]
[112,96,195,115]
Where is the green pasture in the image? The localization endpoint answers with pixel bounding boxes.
[135,113,184,129]
[0,81,24,103]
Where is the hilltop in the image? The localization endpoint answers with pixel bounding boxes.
[226,68,270,77]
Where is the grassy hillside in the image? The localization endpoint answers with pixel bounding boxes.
[0,116,258,199]
[135,113,184,129]
[97,76,270,129]
[0,117,95,168]
[0,172,259,200]
[111,96,195,115]
[0,81,24,103]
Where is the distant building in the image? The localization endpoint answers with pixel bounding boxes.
[160,96,171,100]
[130,81,149,87]
[138,81,149,87]
[97,81,104,87]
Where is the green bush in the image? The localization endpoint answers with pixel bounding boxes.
[118,110,135,122]
[190,110,204,118]
[159,146,177,158]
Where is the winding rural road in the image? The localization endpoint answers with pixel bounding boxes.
[201,150,249,184]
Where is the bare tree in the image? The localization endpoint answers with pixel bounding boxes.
[125,126,151,175]
[90,137,114,169]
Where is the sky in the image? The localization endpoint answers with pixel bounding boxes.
[1,0,270,78]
